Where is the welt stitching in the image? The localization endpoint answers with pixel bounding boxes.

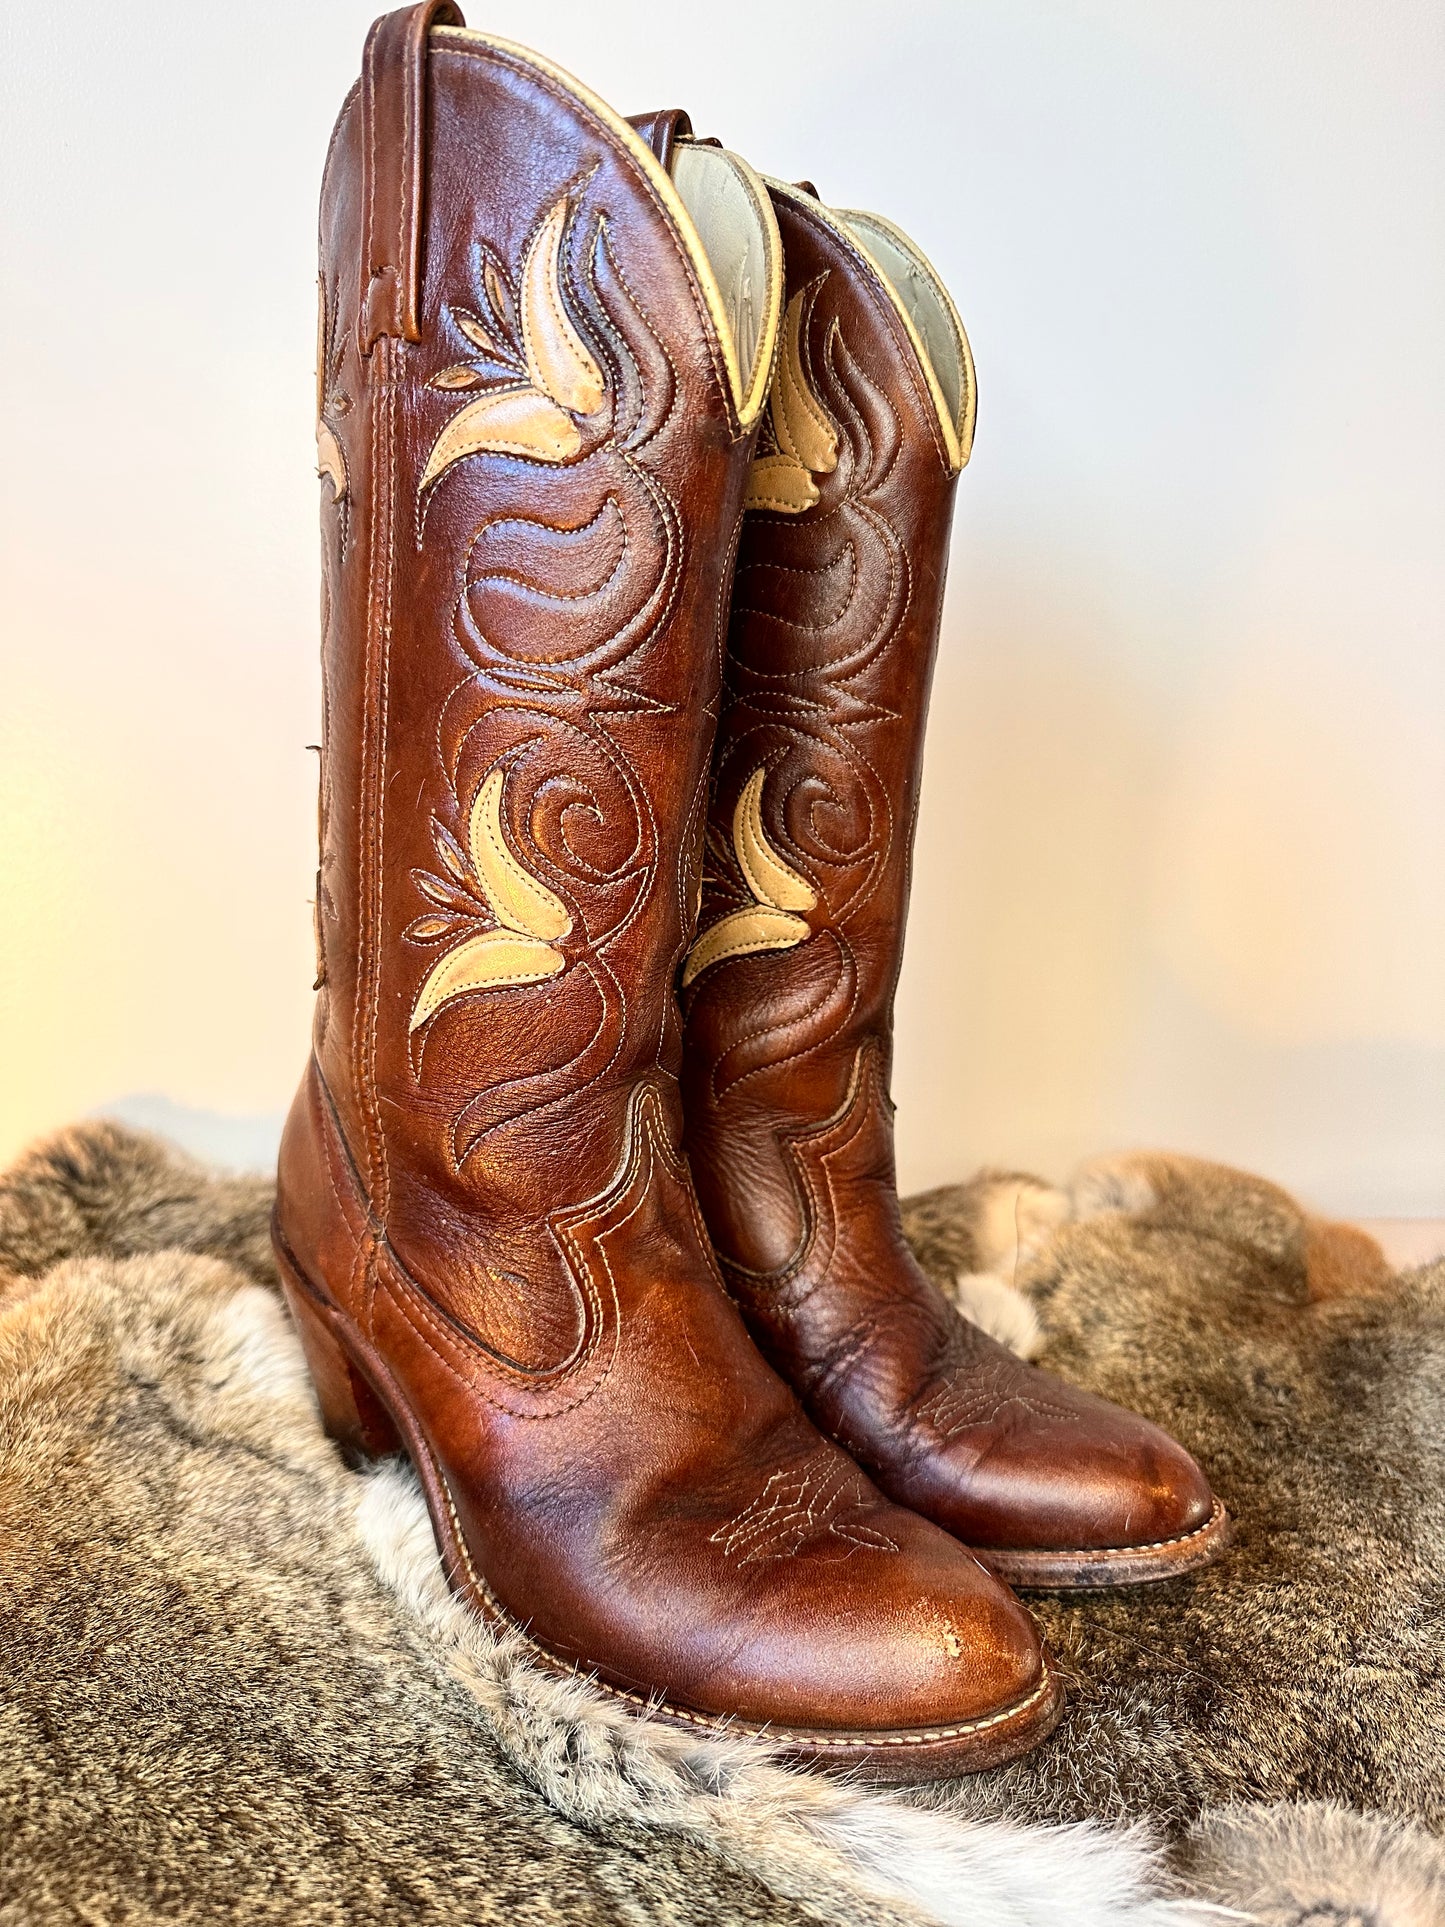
[979,1500,1228,1562]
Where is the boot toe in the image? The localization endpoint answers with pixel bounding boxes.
[650,1496,1050,1742]
[936,1393,1217,1558]
[712,1523,1062,1778]
[1055,1416,1215,1554]
[721,1504,1057,1774]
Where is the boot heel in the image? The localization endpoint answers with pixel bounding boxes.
[277,1261,402,1460]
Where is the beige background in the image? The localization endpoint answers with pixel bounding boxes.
[2,2,1442,1210]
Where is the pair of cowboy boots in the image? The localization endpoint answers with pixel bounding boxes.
[276,2,1230,1783]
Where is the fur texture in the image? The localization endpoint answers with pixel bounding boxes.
[905,1152,1444,1837]
[1177,1803,1445,1926]
[0,1123,1439,1924]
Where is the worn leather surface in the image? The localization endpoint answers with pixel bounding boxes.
[681,183,1217,1557]
[276,7,1052,1757]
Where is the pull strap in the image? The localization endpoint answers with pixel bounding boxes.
[359,1,465,353]
[626,109,694,172]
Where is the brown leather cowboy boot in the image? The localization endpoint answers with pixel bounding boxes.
[681,180,1231,1588]
[275,4,1062,1777]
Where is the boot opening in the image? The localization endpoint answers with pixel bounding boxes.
[836,207,975,465]
[671,142,780,423]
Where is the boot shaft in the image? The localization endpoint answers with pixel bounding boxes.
[305,10,781,1334]
[681,183,975,1277]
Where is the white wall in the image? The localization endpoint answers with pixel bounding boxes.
[3,2,1442,1210]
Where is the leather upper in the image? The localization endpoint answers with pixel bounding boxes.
[681,184,1216,1557]
[277,9,1049,1741]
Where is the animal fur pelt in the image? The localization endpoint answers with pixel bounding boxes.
[903,1154,1444,1838]
[0,1124,1439,1926]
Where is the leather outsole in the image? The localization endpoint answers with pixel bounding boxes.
[973,1500,1234,1591]
[274,1226,1064,1783]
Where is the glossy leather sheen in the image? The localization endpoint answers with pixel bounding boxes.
[277,6,1056,1771]
[681,183,1220,1563]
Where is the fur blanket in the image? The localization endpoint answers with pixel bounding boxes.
[0,1123,1440,1926]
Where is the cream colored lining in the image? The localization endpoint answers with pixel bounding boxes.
[435,28,781,427]
[670,143,775,425]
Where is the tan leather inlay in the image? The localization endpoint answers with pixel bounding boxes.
[419,193,605,493]
[466,768,572,942]
[519,196,607,414]
[315,277,350,503]
[316,421,349,501]
[742,283,838,514]
[410,929,565,1030]
[683,768,816,986]
[407,766,571,1032]
[734,767,817,913]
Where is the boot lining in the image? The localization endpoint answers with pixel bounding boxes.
[836,211,970,438]
[670,143,773,418]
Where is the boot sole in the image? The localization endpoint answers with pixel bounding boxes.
[974,1500,1233,1590]
[272,1222,1063,1782]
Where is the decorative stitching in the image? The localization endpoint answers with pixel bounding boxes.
[709,931,860,1105]
[782,191,955,475]
[708,1449,899,1565]
[373,336,398,1224]
[432,34,742,439]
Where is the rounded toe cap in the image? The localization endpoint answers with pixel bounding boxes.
[685,1501,1048,1739]
[939,1391,1217,1557]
